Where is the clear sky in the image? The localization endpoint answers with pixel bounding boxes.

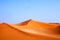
[0,0,60,23]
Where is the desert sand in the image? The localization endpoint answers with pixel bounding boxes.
[0,19,60,40]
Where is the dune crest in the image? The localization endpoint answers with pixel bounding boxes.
[16,19,32,26]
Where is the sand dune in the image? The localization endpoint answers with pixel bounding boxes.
[0,19,60,40]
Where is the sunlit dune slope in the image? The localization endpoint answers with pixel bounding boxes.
[0,19,60,40]
[14,19,60,35]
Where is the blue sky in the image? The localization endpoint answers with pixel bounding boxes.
[0,0,60,23]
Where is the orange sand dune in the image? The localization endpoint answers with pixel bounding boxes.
[0,19,60,40]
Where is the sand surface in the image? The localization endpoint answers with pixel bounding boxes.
[0,19,60,40]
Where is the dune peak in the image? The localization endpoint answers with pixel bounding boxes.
[16,19,35,26]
